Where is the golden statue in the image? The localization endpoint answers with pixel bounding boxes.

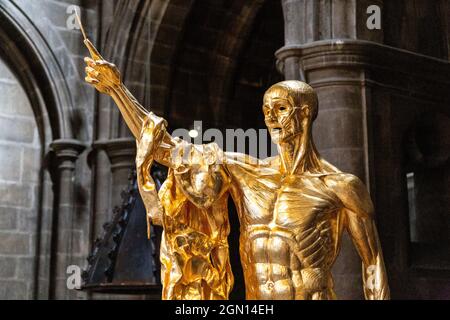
[83,39,389,300]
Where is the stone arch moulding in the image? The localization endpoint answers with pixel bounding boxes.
[206,0,268,124]
[105,0,195,136]
[149,0,195,117]
[103,0,153,137]
[0,0,86,299]
[0,0,76,143]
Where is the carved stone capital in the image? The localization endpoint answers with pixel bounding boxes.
[94,138,136,172]
[50,139,86,171]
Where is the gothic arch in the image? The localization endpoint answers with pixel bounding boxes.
[151,0,284,130]
[0,0,76,143]
[149,0,195,117]
[0,1,86,299]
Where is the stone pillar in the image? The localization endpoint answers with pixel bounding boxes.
[49,139,85,299]
[97,138,136,206]
[88,138,137,301]
[87,144,111,254]
[277,0,383,299]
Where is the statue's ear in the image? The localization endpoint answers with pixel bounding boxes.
[301,104,311,118]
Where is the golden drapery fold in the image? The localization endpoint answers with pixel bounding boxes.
[136,112,233,300]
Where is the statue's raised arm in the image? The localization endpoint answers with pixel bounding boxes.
[83,42,233,300]
[83,48,229,205]
[84,47,148,139]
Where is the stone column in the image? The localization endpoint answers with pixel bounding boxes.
[49,139,85,299]
[88,138,138,300]
[97,138,136,207]
[277,0,384,299]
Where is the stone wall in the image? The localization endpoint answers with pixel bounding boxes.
[0,57,41,299]
[0,0,98,299]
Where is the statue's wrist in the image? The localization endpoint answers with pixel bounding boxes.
[110,82,124,94]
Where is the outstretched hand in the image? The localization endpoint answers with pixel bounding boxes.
[83,40,121,95]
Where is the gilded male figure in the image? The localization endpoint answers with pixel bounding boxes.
[83,42,389,300]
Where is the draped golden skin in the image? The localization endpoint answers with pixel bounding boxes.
[136,115,233,300]
[84,48,390,299]
[82,40,233,299]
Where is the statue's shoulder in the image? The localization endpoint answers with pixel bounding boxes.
[322,173,374,217]
[322,172,369,196]
[322,172,364,187]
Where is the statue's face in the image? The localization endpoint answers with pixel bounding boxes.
[263,88,303,144]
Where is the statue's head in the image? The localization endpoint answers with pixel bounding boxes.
[263,80,318,144]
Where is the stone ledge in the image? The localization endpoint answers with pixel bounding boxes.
[276,39,450,102]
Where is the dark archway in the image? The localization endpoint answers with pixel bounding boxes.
[150,0,284,299]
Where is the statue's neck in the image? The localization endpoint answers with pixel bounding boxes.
[278,132,322,175]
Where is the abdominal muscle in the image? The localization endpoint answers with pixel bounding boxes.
[244,234,336,300]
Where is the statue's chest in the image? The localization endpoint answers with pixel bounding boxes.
[239,174,342,228]
[273,176,342,229]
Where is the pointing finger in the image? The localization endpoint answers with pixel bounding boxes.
[84,39,103,60]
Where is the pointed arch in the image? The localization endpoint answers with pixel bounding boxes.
[0,0,76,144]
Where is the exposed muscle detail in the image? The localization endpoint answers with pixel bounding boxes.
[226,157,347,300]
[85,55,391,300]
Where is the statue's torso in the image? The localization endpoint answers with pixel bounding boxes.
[227,159,345,300]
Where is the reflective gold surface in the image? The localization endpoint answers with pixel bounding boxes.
[84,42,389,300]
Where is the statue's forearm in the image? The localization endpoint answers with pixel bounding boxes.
[108,82,182,168]
[336,175,391,300]
[362,253,390,300]
[358,220,390,300]
[110,83,149,139]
